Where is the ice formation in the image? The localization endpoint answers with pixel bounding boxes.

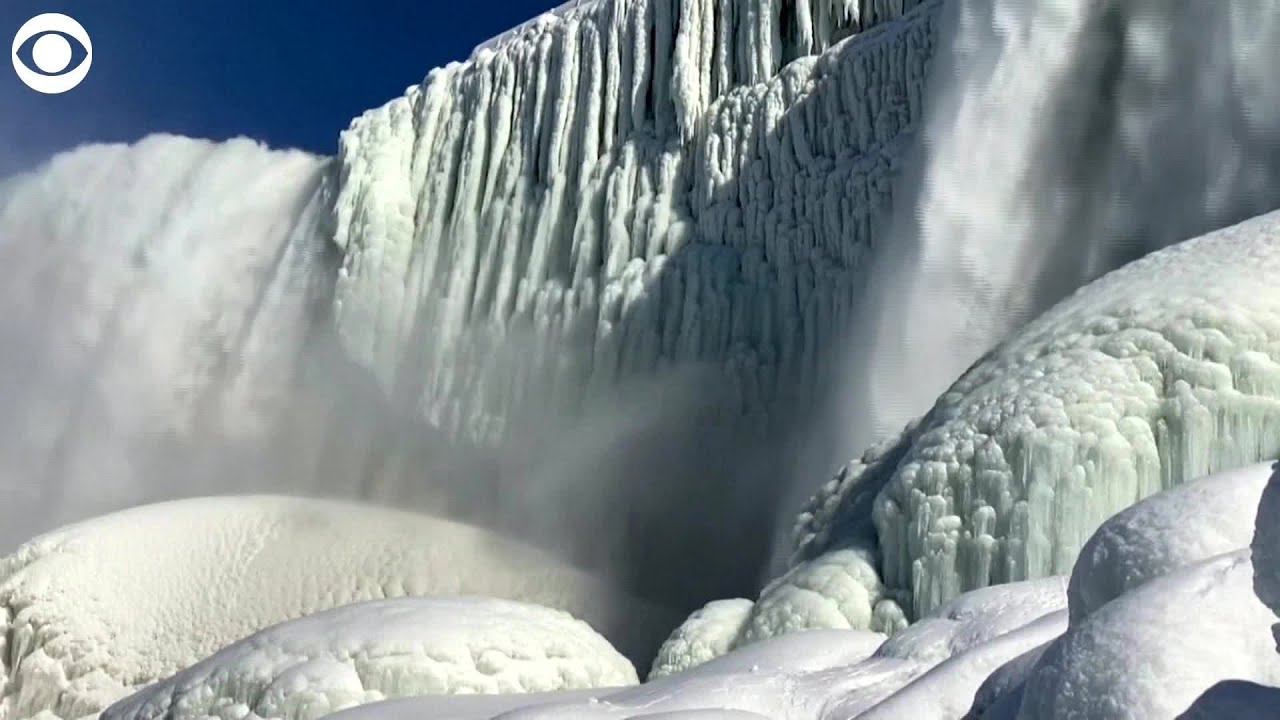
[1017,550,1280,719]
[329,0,943,600]
[788,209,1280,628]
[0,496,669,720]
[1069,461,1273,622]
[101,597,636,720]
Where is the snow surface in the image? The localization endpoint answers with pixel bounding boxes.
[339,578,1064,719]
[102,597,636,720]
[0,496,668,720]
[1017,550,1280,719]
[1068,461,1273,623]
[788,209,1280,627]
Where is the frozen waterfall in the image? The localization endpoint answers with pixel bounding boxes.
[4,0,1280,624]
[842,0,1280,454]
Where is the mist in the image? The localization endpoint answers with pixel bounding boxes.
[0,132,789,626]
[829,0,1280,470]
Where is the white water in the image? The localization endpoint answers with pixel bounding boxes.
[840,0,1280,452]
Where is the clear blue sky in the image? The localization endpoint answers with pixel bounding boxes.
[0,0,556,176]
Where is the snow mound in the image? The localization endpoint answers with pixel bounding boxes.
[102,597,635,720]
[1017,550,1280,719]
[792,209,1280,622]
[0,496,664,720]
[875,577,1067,665]
[354,576,1064,719]
[1069,461,1273,623]
[854,611,1065,720]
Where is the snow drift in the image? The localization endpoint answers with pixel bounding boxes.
[0,496,669,720]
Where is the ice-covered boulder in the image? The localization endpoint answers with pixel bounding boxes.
[1016,550,1280,719]
[1068,462,1273,623]
[102,597,636,720]
[791,209,1280,624]
[0,496,668,720]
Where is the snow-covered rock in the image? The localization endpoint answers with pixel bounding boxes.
[1069,461,1273,623]
[102,597,636,720]
[0,496,668,720]
[1016,550,1280,719]
[792,209,1280,625]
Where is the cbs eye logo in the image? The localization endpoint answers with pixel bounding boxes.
[12,13,92,94]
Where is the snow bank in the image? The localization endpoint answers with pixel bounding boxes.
[1069,461,1273,623]
[0,496,666,720]
[102,597,636,720]
[1017,550,1280,719]
[792,209,1280,624]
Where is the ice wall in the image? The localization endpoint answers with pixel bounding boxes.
[0,135,344,549]
[332,0,936,445]
[331,0,942,603]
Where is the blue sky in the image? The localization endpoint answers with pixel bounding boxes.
[0,0,556,176]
